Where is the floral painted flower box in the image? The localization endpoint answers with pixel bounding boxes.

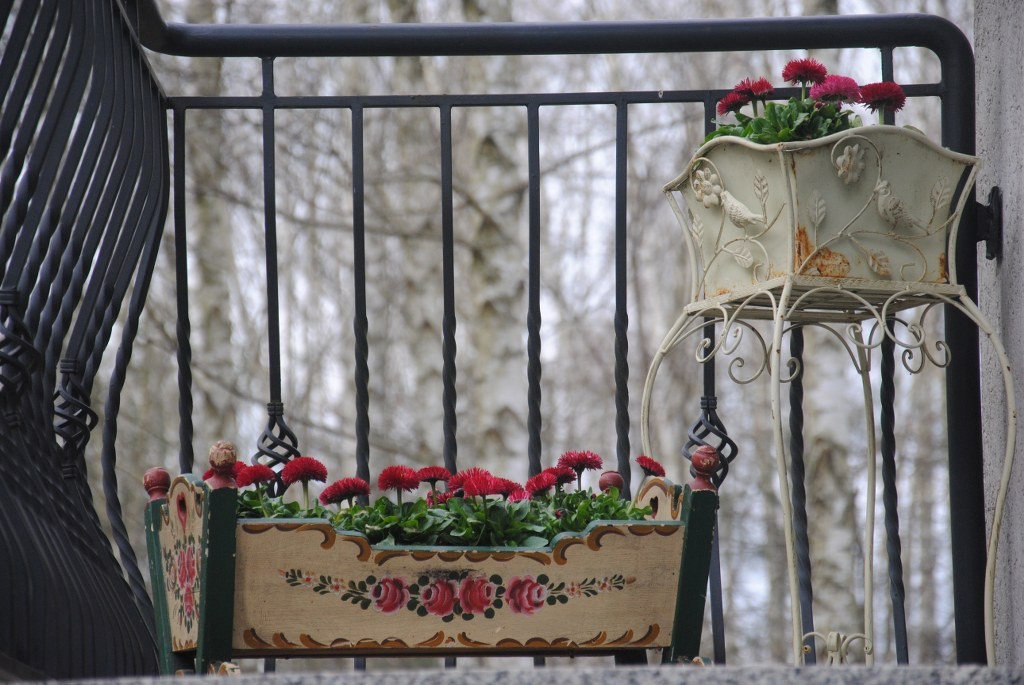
[143,457,718,674]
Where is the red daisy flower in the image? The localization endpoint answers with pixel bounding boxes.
[557,450,603,489]
[492,478,523,498]
[237,463,276,488]
[377,465,420,493]
[544,466,577,488]
[448,467,493,493]
[716,91,750,117]
[416,466,452,487]
[320,477,371,507]
[280,456,328,487]
[462,471,500,498]
[557,450,603,474]
[858,81,907,114]
[507,488,530,503]
[636,455,666,478]
[733,77,774,99]
[782,58,828,86]
[525,471,557,497]
[810,75,860,104]
[427,490,455,507]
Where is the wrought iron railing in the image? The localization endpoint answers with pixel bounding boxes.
[0,0,987,676]
[0,0,166,677]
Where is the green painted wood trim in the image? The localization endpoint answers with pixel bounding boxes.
[664,485,718,664]
[145,501,192,675]
[195,486,238,673]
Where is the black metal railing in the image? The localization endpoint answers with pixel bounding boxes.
[0,0,985,676]
[0,0,166,677]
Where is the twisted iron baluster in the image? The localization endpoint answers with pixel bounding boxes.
[788,327,816,663]
[881,322,909,663]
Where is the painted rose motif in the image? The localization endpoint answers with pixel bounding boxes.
[420,578,458,617]
[176,550,188,589]
[184,545,196,586]
[459,575,496,615]
[283,568,633,620]
[506,575,547,615]
[164,534,200,631]
[183,586,195,620]
[370,577,410,614]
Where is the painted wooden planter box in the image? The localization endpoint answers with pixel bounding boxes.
[663,126,979,311]
[144,465,717,674]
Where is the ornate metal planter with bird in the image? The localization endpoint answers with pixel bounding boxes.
[663,125,979,317]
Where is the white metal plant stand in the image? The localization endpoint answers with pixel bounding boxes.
[642,127,1016,666]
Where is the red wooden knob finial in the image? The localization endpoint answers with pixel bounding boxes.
[690,446,720,492]
[143,467,171,501]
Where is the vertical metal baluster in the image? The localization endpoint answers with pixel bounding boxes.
[255,57,300,490]
[351,104,370,495]
[526,103,542,479]
[614,101,631,496]
[440,105,457,475]
[173,105,194,474]
[788,327,815,662]
[880,320,909,663]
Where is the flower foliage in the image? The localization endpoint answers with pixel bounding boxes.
[707,57,906,145]
[232,451,653,548]
[281,456,328,487]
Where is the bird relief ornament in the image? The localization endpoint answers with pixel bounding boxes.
[664,60,979,305]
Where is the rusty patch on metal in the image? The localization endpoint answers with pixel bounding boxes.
[938,253,948,282]
[794,225,812,268]
[805,247,851,278]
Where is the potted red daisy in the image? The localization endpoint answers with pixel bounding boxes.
[143,443,719,673]
[664,56,979,310]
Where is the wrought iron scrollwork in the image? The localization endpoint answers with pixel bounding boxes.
[683,395,738,487]
[0,290,41,409]
[54,358,99,464]
[254,401,301,496]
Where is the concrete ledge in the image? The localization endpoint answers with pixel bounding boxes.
[64,665,1024,685]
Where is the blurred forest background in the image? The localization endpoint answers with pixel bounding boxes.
[93,0,973,670]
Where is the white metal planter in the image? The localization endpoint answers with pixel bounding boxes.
[664,126,979,315]
[648,126,1018,665]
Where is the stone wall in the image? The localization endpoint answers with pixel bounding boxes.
[976,0,1024,667]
